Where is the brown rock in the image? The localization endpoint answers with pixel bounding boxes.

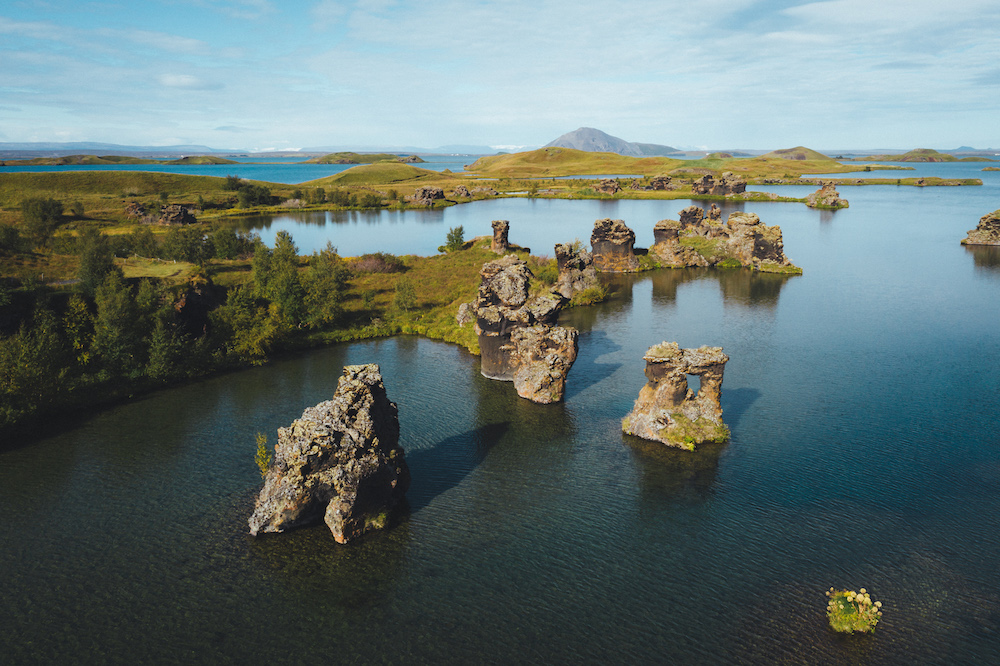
[491,220,510,254]
[962,209,1000,245]
[248,364,410,543]
[708,204,722,221]
[470,186,498,197]
[408,186,445,206]
[470,255,575,401]
[590,218,640,272]
[510,325,579,404]
[678,206,705,228]
[649,175,673,190]
[125,201,146,219]
[553,243,599,299]
[622,342,729,450]
[805,181,849,209]
[157,204,197,225]
[594,178,621,195]
[453,185,471,198]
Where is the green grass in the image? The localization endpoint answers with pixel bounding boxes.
[305,152,423,165]
[657,414,730,451]
[306,163,455,187]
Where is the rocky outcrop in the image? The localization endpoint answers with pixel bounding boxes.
[553,243,600,299]
[453,185,471,198]
[491,220,510,254]
[649,175,673,190]
[692,172,747,195]
[408,186,445,206]
[708,204,722,221]
[622,342,729,450]
[594,179,621,195]
[510,325,579,404]
[962,209,1000,245]
[470,186,498,197]
[158,204,198,225]
[248,364,409,543]
[125,201,146,219]
[805,181,849,209]
[591,218,640,272]
[650,210,800,273]
[679,205,706,228]
[471,255,576,402]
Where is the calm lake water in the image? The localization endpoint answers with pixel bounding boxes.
[2,164,1000,663]
[0,154,479,184]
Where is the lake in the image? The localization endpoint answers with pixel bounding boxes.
[1,165,999,663]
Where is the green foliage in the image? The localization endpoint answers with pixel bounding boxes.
[0,224,26,255]
[440,225,465,253]
[826,588,882,633]
[70,201,85,217]
[63,294,94,366]
[255,432,272,479]
[210,285,286,365]
[302,242,348,329]
[291,188,303,201]
[568,285,608,306]
[0,306,70,429]
[123,227,159,258]
[359,192,382,208]
[77,228,119,298]
[161,226,210,264]
[21,197,64,248]
[237,184,273,208]
[533,258,559,285]
[717,258,743,269]
[311,187,326,204]
[92,272,144,378]
[223,175,243,191]
[393,277,416,312]
[210,227,255,260]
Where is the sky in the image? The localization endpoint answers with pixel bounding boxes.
[1,0,998,152]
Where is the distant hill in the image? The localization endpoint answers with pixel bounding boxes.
[853,148,994,162]
[761,146,833,161]
[0,141,239,158]
[543,128,678,157]
[305,152,424,165]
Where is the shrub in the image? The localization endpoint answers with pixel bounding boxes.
[352,252,405,273]
[255,432,271,479]
[826,588,883,633]
[569,285,608,306]
[359,192,382,208]
[439,225,464,253]
[223,175,243,191]
[393,277,416,311]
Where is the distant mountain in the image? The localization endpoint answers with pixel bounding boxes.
[543,128,678,157]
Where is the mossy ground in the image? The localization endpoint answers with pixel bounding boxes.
[658,414,730,451]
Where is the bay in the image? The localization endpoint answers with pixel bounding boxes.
[1,167,1000,663]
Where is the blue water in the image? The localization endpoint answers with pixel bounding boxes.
[2,171,1000,663]
[0,153,479,184]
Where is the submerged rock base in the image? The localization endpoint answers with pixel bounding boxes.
[805,182,849,209]
[622,342,729,450]
[962,209,1000,245]
[248,364,409,543]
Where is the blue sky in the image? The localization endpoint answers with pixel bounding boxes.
[1,0,998,151]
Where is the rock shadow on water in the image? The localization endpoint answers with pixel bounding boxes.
[623,433,725,502]
[405,422,509,513]
[248,514,411,612]
[562,329,623,402]
[719,387,761,431]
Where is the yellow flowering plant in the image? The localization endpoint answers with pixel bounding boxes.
[826,587,883,633]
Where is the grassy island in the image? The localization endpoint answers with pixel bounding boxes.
[849,148,995,163]
[304,152,425,165]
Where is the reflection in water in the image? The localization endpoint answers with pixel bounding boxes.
[600,267,797,309]
[964,244,1000,273]
[625,434,725,502]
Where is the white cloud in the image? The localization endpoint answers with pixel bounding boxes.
[158,74,223,90]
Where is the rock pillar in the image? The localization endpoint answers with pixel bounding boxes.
[622,342,729,450]
[491,220,510,254]
[590,218,640,272]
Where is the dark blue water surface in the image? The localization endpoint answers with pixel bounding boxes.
[1,164,999,664]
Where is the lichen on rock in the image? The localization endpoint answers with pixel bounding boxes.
[622,342,730,450]
[553,242,600,299]
[248,364,409,543]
